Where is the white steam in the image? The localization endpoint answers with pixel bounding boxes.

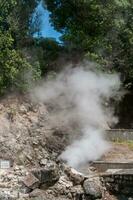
[32,66,121,169]
[61,128,109,168]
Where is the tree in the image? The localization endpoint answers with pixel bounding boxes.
[43,0,133,87]
[0,0,41,93]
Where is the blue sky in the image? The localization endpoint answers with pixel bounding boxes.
[33,2,62,42]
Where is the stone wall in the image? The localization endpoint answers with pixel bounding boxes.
[105,129,133,141]
[101,169,133,195]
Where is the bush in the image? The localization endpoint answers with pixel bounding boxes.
[0,32,41,94]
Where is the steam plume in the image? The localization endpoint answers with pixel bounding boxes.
[32,65,121,169]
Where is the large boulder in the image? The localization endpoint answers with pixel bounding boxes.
[83,179,102,199]
[64,166,85,185]
[48,175,73,198]
[31,165,60,187]
[21,173,40,192]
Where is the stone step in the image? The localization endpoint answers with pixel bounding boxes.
[91,161,133,172]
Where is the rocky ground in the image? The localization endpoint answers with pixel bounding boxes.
[0,94,101,200]
[0,94,68,167]
[0,94,132,200]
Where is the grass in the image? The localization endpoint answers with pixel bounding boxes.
[113,140,133,150]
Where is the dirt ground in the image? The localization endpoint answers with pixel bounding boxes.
[101,142,133,162]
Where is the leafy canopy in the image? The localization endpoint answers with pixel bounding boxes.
[43,0,133,87]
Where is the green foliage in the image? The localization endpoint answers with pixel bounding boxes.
[7,0,40,45]
[36,38,62,74]
[1,0,133,93]
[0,0,41,94]
[0,32,40,93]
[43,0,133,87]
[44,0,112,50]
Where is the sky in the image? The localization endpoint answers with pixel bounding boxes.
[33,2,62,42]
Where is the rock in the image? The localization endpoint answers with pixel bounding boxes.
[29,189,69,200]
[39,159,55,167]
[95,199,102,200]
[71,185,84,199]
[89,166,97,172]
[71,185,84,194]
[64,166,85,185]
[29,189,45,198]
[58,176,73,188]
[19,105,27,114]
[83,179,102,199]
[47,176,73,198]
[39,159,48,166]
[22,173,40,191]
[25,154,33,162]
[45,134,68,154]
[0,104,4,111]
[31,165,59,186]
[0,189,19,200]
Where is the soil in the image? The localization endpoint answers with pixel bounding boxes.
[101,143,133,162]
